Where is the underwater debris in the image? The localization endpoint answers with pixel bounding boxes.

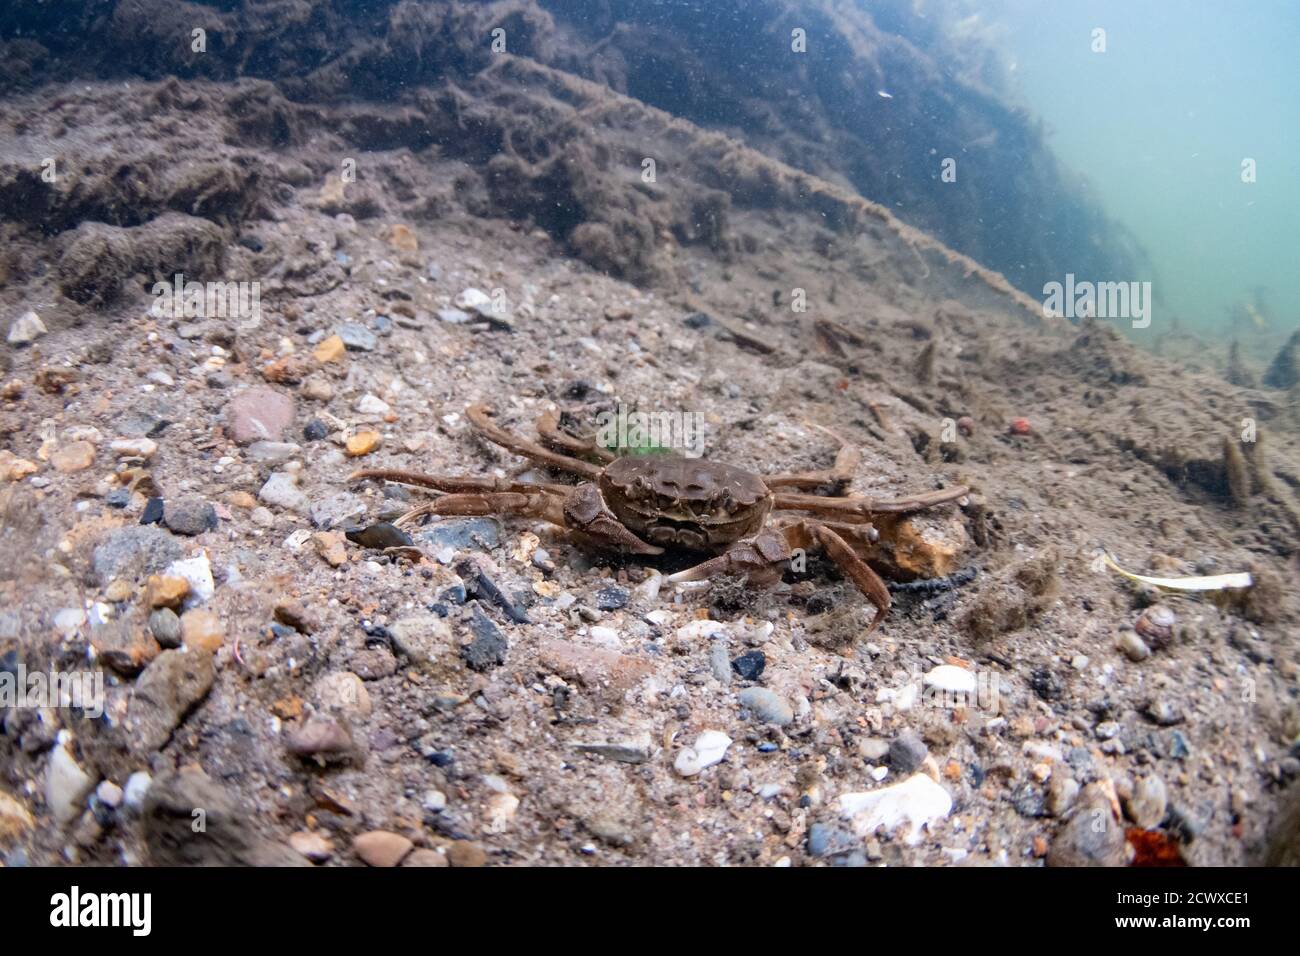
[1101,551,1252,593]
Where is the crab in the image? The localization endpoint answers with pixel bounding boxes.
[350,404,970,632]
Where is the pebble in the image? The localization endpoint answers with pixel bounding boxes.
[303,419,329,441]
[1127,775,1168,829]
[353,830,413,867]
[1144,696,1184,726]
[438,308,471,324]
[45,738,97,825]
[52,441,95,473]
[180,609,225,653]
[355,394,391,416]
[246,440,301,463]
[95,780,124,809]
[286,716,357,764]
[594,586,629,611]
[110,438,158,459]
[1047,784,1128,866]
[312,531,347,567]
[1047,775,1080,816]
[105,488,130,508]
[337,323,377,352]
[674,731,732,777]
[462,606,508,671]
[446,841,488,867]
[140,497,164,525]
[312,334,346,363]
[163,498,217,536]
[731,649,766,680]
[226,386,296,445]
[838,773,953,845]
[573,732,653,764]
[389,614,452,666]
[122,772,152,812]
[708,641,732,684]
[91,525,183,584]
[923,664,977,696]
[125,649,216,752]
[259,472,311,515]
[148,608,182,648]
[165,553,215,604]
[143,574,190,609]
[6,310,46,345]
[345,431,382,456]
[888,730,929,773]
[345,522,412,548]
[738,687,793,727]
[289,831,334,862]
[1118,629,1151,662]
[313,671,372,718]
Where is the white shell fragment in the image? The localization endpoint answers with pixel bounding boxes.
[674,731,732,777]
[923,664,977,696]
[838,773,953,846]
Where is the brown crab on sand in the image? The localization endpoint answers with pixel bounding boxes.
[351,405,970,631]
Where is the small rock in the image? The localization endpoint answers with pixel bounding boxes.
[708,641,732,684]
[1047,775,1080,816]
[246,440,301,463]
[594,585,629,611]
[446,840,488,867]
[345,431,382,457]
[45,740,96,825]
[731,650,766,681]
[258,472,310,515]
[403,848,449,867]
[353,830,412,867]
[838,773,953,845]
[303,419,329,442]
[110,438,158,459]
[163,498,217,536]
[310,492,366,530]
[226,386,296,445]
[1127,775,1168,829]
[1118,629,1151,662]
[286,716,357,765]
[390,614,453,666]
[122,772,151,812]
[180,609,225,653]
[462,606,508,671]
[1047,784,1128,866]
[52,441,95,473]
[674,731,732,777]
[95,781,124,809]
[337,323,377,352]
[125,649,216,752]
[312,531,347,567]
[164,553,215,604]
[148,608,182,648]
[355,393,391,417]
[573,732,653,764]
[289,830,334,862]
[91,526,184,584]
[6,310,47,346]
[312,334,346,363]
[313,671,372,719]
[738,687,793,727]
[345,522,412,549]
[888,730,929,774]
[140,497,164,525]
[143,574,189,609]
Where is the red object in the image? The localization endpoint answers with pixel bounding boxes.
[1126,828,1187,867]
[1009,417,1032,436]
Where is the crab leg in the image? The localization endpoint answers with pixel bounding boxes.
[667,520,892,632]
[772,484,968,519]
[763,422,862,490]
[350,470,571,496]
[536,408,616,464]
[467,404,602,479]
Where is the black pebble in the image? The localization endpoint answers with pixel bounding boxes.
[345,522,413,549]
[303,419,328,441]
[1030,667,1062,701]
[439,582,468,605]
[594,586,629,611]
[238,236,264,253]
[105,488,130,509]
[731,650,766,681]
[140,497,164,525]
[683,311,713,329]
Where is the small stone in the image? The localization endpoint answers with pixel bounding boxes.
[45,740,96,825]
[140,497,165,525]
[0,452,39,481]
[731,650,766,681]
[353,830,412,867]
[446,841,488,867]
[52,441,95,473]
[125,649,216,752]
[708,641,732,684]
[573,732,653,764]
[163,498,217,536]
[180,609,225,653]
[1118,629,1151,662]
[838,773,953,845]
[888,730,929,774]
[91,526,183,584]
[258,472,311,515]
[594,586,629,611]
[738,687,793,727]
[923,664,978,696]
[345,522,412,549]
[110,437,158,459]
[313,671,372,719]
[303,419,329,441]
[355,393,391,417]
[674,731,732,776]
[105,488,131,508]
[1143,696,1184,726]
[389,614,453,666]
[165,553,215,604]
[246,441,301,463]
[6,310,46,346]
[148,608,182,648]
[1047,775,1080,816]
[337,323,377,352]
[1047,784,1127,867]
[416,518,501,552]
[437,308,471,324]
[104,578,134,603]
[1127,775,1168,829]
[312,334,347,363]
[345,431,382,456]
[95,781,124,809]
[312,531,347,567]
[227,491,257,510]
[289,831,334,862]
[143,574,190,609]
[301,376,334,402]
[226,386,296,445]
[462,606,508,671]
[122,772,151,812]
[286,716,357,765]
